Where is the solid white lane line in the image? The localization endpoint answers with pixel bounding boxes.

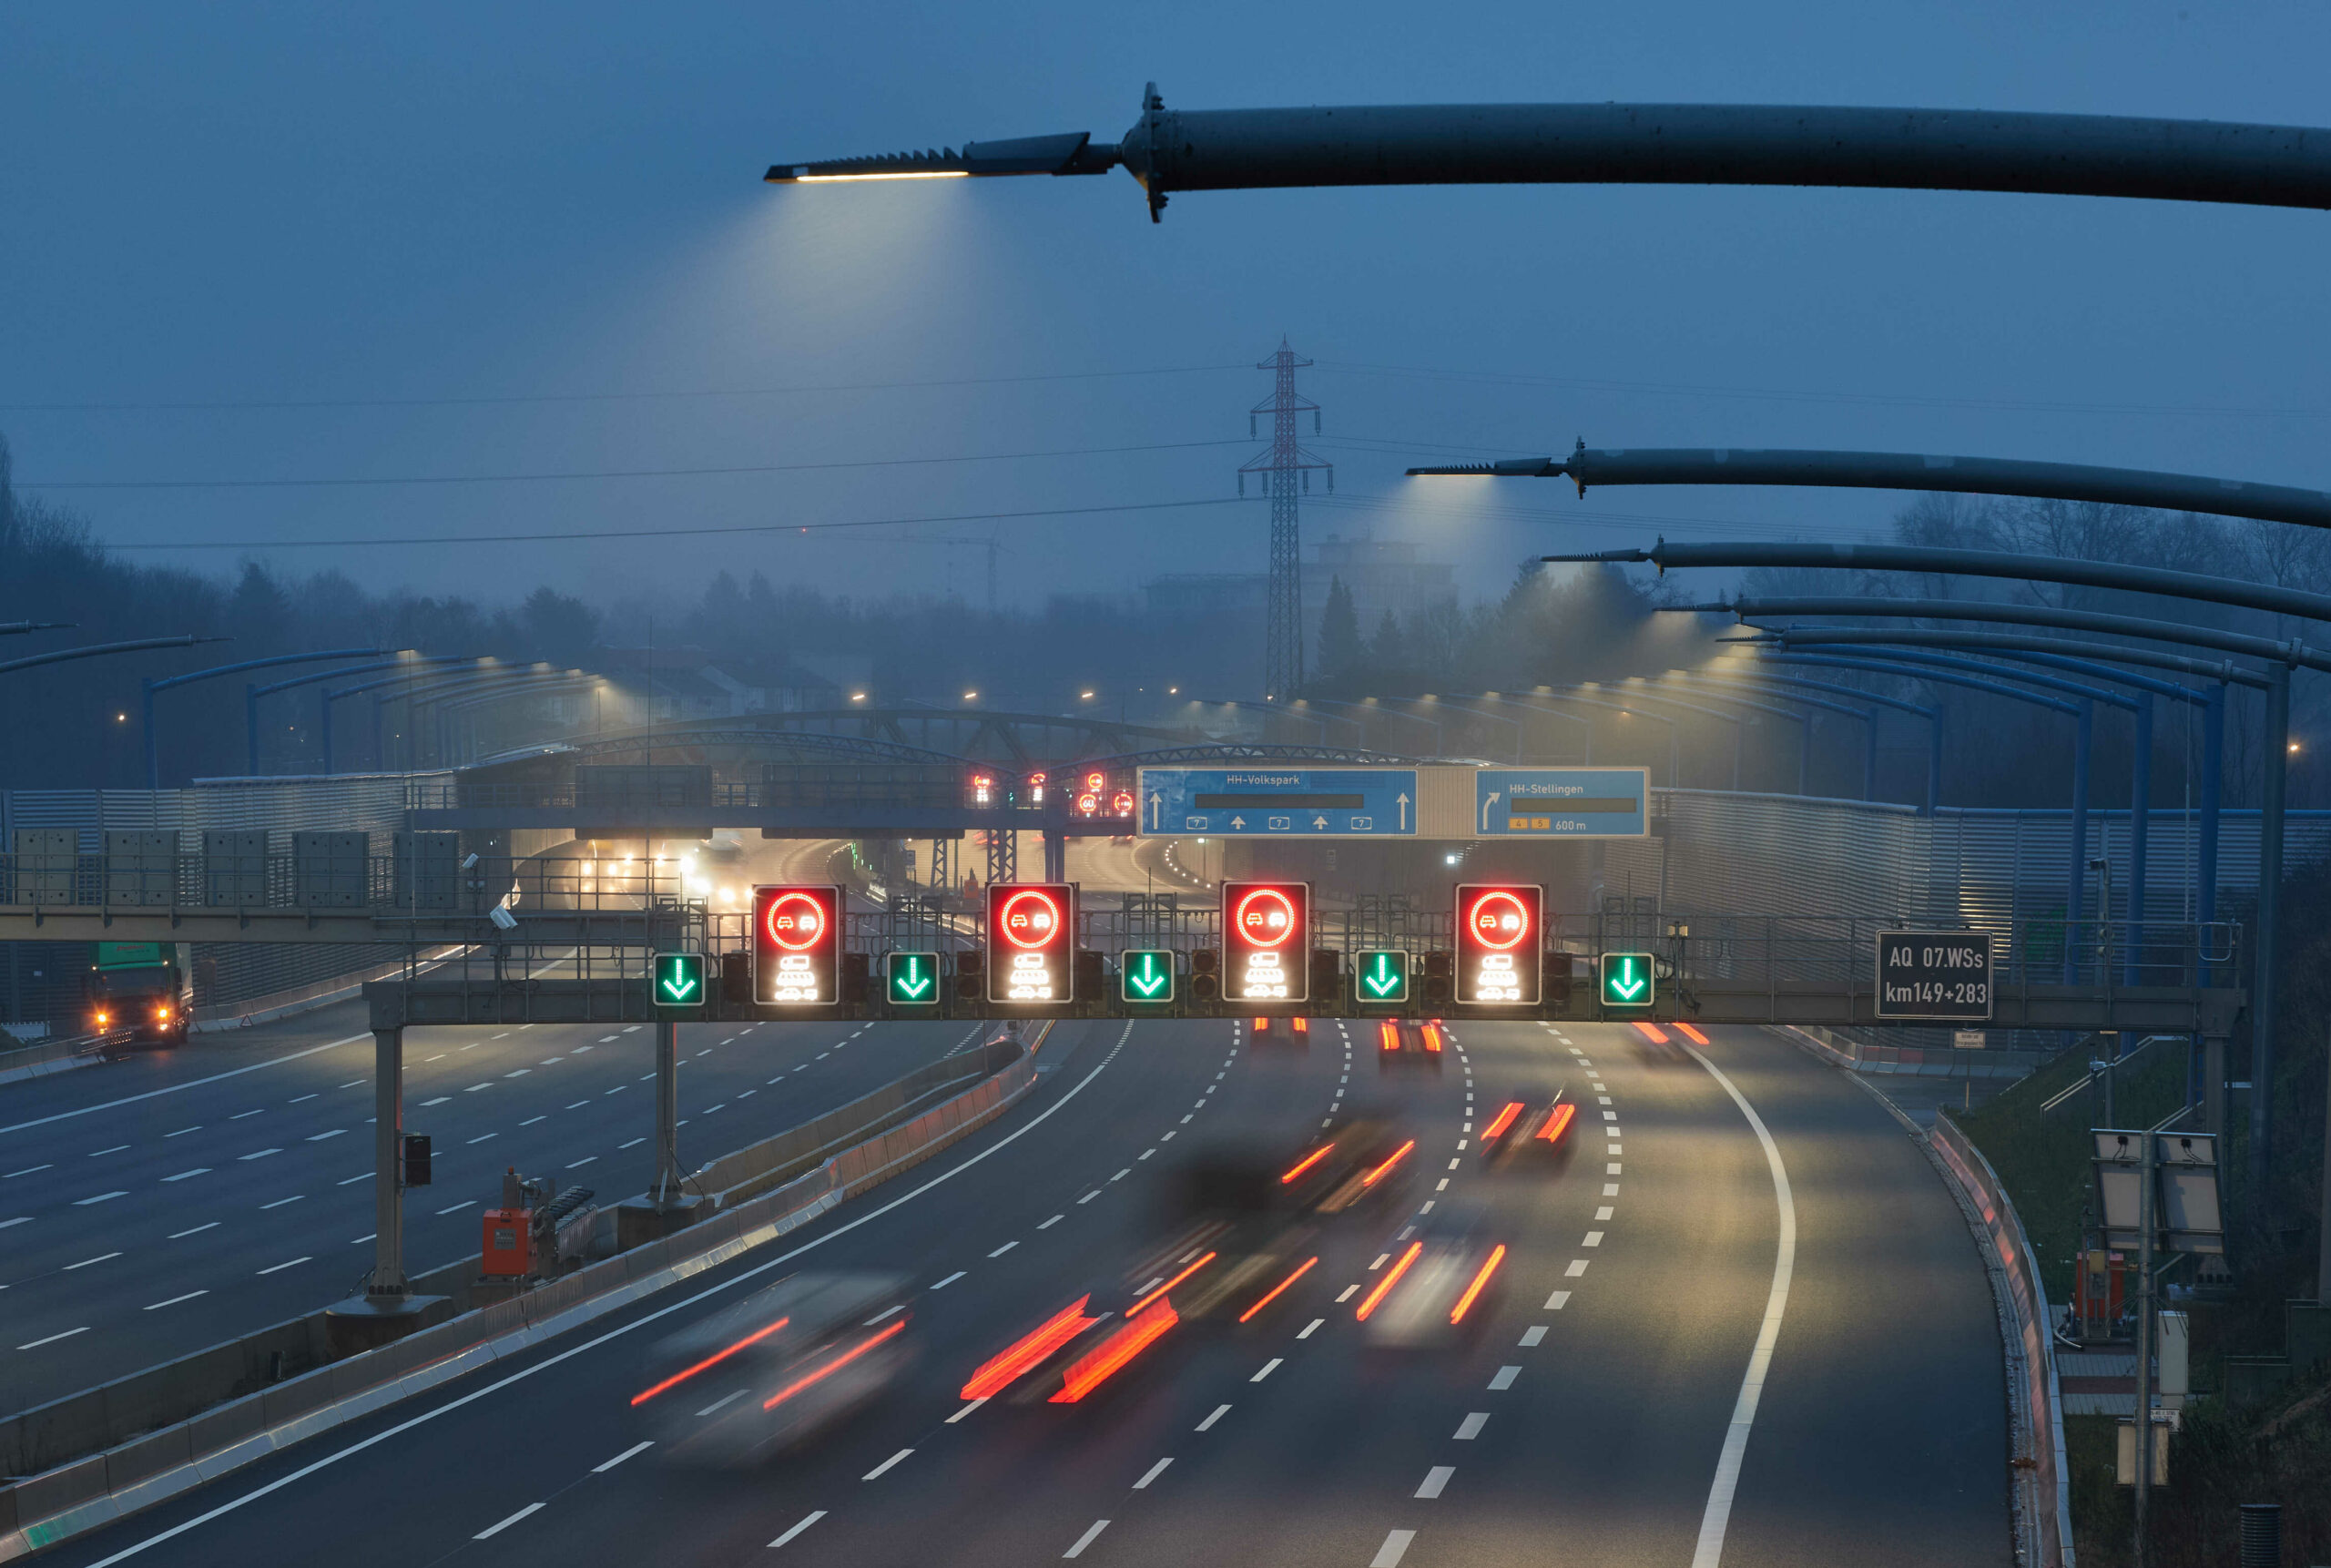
[1062,1520,1110,1559]
[473,1502,544,1539]
[1521,1326,1548,1346]
[144,1291,209,1310]
[1454,1413,1488,1440]
[0,1033,366,1136]
[931,1271,965,1289]
[1370,1529,1417,1567]
[1416,1468,1454,1499]
[257,1257,310,1275]
[1133,1457,1172,1489]
[1489,1366,1520,1390]
[591,1441,652,1472]
[71,1025,1141,1568]
[947,1398,988,1423]
[17,1328,89,1349]
[862,1448,913,1481]
[1196,1404,1230,1431]
[768,1511,826,1549]
[65,1251,123,1270]
[1682,1042,1797,1568]
[168,1222,218,1238]
[1250,1359,1282,1382]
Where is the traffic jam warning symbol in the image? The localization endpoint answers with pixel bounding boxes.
[986,883,1075,1004]
[1221,881,1309,1003]
[1455,884,1542,1005]
[1874,931,1994,1021]
[753,885,843,1005]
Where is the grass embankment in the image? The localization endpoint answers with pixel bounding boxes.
[1945,1002,2328,1564]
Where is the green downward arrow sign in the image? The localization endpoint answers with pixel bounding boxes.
[659,969,697,1002]
[891,955,934,1000]
[1608,957,1647,1002]
[1361,953,1401,998]
[1129,958,1167,997]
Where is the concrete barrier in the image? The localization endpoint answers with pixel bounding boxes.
[1931,1113,2074,1568]
[0,1032,1042,1558]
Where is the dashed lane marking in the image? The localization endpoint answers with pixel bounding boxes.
[591,1441,652,1473]
[1454,1414,1488,1440]
[1488,1366,1520,1390]
[768,1512,826,1549]
[1063,1520,1110,1559]
[1196,1404,1230,1431]
[473,1502,544,1540]
[862,1448,913,1481]
[1370,1529,1417,1567]
[1133,1458,1173,1490]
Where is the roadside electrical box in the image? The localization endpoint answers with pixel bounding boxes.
[481,1207,533,1277]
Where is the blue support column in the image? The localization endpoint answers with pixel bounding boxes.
[142,678,158,789]
[2250,662,2291,1194]
[2065,698,2092,983]
[2124,693,2153,984]
[1925,708,1943,816]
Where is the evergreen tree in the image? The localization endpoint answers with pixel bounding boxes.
[1317,575,1361,680]
[1368,608,1407,672]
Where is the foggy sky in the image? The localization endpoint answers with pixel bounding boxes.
[3,2,2326,616]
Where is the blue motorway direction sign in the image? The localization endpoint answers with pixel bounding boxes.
[1137,767,1420,838]
[1475,769,1648,837]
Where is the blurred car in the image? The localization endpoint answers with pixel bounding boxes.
[633,1272,913,1465]
[1479,1093,1580,1170]
[1249,1014,1310,1045]
[1354,1200,1508,1349]
[1376,1017,1445,1074]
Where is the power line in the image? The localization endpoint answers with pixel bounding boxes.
[99,495,1245,552]
[0,362,1253,414]
[1312,359,2327,423]
[20,437,1251,492]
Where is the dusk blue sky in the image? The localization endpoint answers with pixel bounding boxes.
[4,2,2326,613]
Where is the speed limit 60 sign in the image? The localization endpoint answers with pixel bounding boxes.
[1875,932,1993,1021]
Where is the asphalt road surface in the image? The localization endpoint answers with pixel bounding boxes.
[1,999,995,1416]
[35,1016,2011,1568]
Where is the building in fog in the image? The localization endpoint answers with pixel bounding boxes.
[1302,534,1459,643]
[1143,575,1269,619]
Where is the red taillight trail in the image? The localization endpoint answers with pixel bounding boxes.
[1379,1021,1399,1051]
[1050,1302,1179,1402]
[1631,1021,1670,1044]
[1481,1102,1523,1140]
[1538,1103,1576,1143]
[960,1297,1095,1400]
[1280,1145,1334,1184]
[1360,1139,1415,1187]
[630,1316,791,1406]
[1237,1256,1318,1323]
[1355,1242,1424,1321]
[1449,1245,1508,1324]
[1674,1021,1710,1045]
[762,1320,907,1410]
[1129,1251,1216,1318]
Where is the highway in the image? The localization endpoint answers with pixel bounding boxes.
[0,1001,993,1416]
[34,1016,2012,1567]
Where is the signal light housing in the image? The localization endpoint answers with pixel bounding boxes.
[1454,883,1543,1005]
[752,884,844,1006]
